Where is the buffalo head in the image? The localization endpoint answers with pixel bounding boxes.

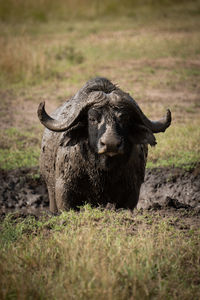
[38,78,171,166]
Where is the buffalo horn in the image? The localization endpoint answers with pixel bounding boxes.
[139,108,171,133]
[37,102,73,132]
[129,99,171,133]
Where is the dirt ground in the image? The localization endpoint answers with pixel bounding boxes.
[0,165,199,223]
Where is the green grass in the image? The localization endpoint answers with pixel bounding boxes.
[0,148,40,169]
[0,128,40,169]
[147,122,200,169]
[0,206,199,299]
[1,0,199,22]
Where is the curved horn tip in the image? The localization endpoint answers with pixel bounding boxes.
[166,109,172,126]
[37,101,46,120]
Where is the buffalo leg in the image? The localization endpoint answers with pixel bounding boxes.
[47,185,57,213]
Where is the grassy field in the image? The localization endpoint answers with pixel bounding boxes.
[0,206,200,300]
[0,1,200,299]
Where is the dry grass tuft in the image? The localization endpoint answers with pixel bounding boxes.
[0,36,57,84]
[0,37,46,83]
[0,208,199,299]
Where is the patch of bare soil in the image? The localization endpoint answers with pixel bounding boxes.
[139,164,200,210]
[0,167,49,217]
[0,165,199,221]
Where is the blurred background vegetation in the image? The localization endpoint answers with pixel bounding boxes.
[1,0,197,22]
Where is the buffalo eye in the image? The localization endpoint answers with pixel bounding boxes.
[88,109,101,124]
[116,112,130,127]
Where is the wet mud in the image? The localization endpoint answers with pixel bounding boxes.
[0,165,200,217]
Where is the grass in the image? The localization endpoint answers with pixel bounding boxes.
[1,20,200,86]
[0,206,199,299]
[0,37,85,85]
[147,121,200,169]
[0,128,41,169]
[1,0,198,22]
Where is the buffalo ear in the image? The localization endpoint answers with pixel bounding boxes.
[131,125,157,146]
[59,121,87,147]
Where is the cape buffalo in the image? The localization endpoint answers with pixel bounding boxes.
[38,77,171,213]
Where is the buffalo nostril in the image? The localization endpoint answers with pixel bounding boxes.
[100,138,106,147]
[100,137,122,149]
[116,140,122,148]
[100,141,105,147]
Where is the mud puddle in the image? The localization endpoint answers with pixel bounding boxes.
[0,165,200,218]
